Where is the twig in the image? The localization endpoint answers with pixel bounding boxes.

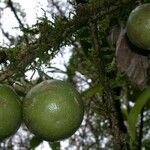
[7,0,29,43]
[7,0,24,28]
[137,108,144,150]
[0,24,14,44]
[0,70,14,81]
[51,0,64,16]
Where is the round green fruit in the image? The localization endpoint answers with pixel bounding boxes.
[0,85,22,141]
[127,3,150,50]
[23,80,84,142]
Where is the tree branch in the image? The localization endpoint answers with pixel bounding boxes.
[89,22,127,149]
[7,0,24,28]
[7,0,29,44]
[0,0,132,82]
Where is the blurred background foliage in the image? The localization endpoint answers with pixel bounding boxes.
[0,0,150,149]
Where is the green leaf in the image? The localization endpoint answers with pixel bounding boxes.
[81,83,103,97]
[30,136,42,149]
[49,142,60,150]
[127,86,150,141]
[142,139,150,149]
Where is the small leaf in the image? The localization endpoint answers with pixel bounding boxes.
[49,142,60,150]
[30,136,42,149]
[127,86,150,141]
[81,83,103,97]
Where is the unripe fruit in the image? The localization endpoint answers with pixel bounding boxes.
[23,80,84,142]
[0,85,22,141]
[127,3,150,50]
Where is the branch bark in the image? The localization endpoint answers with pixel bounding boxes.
[89,22,127,149]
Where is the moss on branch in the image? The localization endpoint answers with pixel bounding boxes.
[0,0,132,82]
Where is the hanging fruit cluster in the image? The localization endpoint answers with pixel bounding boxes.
[0,80,84,142]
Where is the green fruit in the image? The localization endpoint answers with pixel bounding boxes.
[127,3,150,50]
[0,85,22,141]
[23,80,84,142]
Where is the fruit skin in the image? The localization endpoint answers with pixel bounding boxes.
[126,3,150,50]
[23,80,84,142]
[0,85,22,141]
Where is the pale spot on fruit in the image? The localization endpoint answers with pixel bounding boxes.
[56,120,60,125]
[48,103,59,112]
[74,97,79,105]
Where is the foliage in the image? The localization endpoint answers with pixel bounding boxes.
[0,0,150,149]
